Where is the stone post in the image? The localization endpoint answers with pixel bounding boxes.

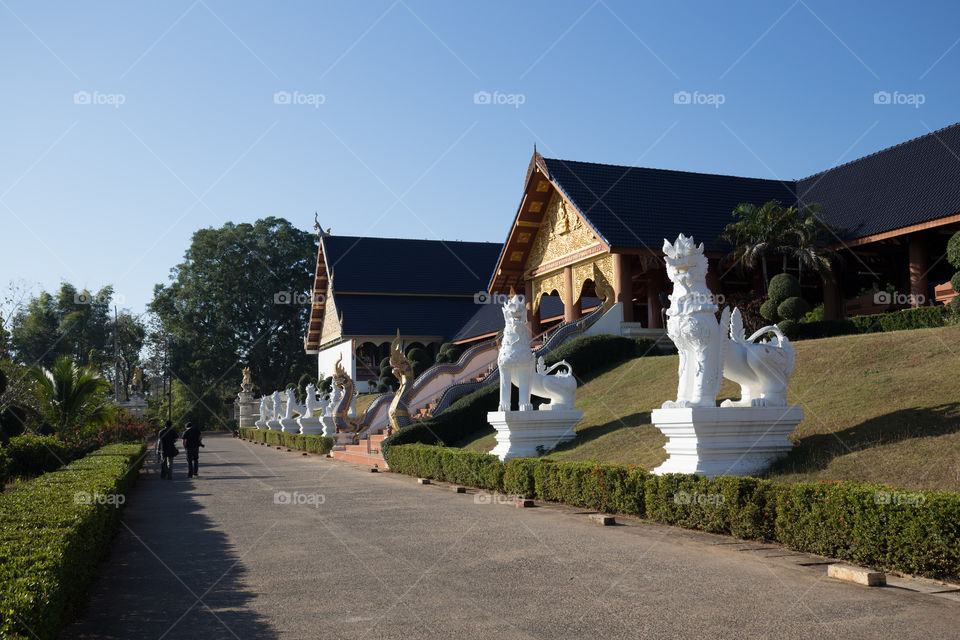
[237,391,258,429]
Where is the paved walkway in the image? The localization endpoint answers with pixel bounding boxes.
[63,434,960,639]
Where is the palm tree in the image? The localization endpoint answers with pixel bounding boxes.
[784,203,841,285]
[719,200,797,292]
[29,354,113,432]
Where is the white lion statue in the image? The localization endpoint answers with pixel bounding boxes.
[660,234,796,409]
[497,294,579,411]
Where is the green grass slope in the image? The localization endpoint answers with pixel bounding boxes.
[459,324,960,492]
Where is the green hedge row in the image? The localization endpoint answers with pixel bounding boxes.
[384,444,960,580]
[0,443,146,640]
[381,334,659,458]
[239,427,334,455]
[791,305,957,340]
[2,435,71,479]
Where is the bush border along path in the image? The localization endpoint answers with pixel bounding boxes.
[385,444,960,581]
[239,427,335,455]
[0,443,146,640]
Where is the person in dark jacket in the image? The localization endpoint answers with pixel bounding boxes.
[181,422,204,478]
[157,421,179,480]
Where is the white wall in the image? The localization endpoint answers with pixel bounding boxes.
[317,340,355,381]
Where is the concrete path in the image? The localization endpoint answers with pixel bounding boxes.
[63,434,960,639]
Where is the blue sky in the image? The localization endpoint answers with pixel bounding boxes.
[2,0,959,315]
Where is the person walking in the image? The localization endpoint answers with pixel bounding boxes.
[181,422,204,478]
[157,421,179,480]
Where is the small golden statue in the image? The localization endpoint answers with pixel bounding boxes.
[241,367,254,393]
[129,368,144,395]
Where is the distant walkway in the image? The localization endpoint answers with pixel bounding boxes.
[64,435,960,639]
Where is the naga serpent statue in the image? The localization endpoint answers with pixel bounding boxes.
[330,333,416,436]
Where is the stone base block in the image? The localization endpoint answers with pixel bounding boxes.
[651,406,803,477]
[254,420,268,430]
[320,416,336,438]
[266,419,282,431]
[279,418,300,433]
[486,409,583,462]
[297,417,324,435]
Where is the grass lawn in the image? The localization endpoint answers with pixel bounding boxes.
[458,324,960,492]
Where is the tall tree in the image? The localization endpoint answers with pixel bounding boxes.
[10,291,61,368]
[149,217,316,424]
[104,313,147,400]
[784,203,841,285]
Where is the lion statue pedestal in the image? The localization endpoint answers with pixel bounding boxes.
[266,390,283,431]
[296,383,328,435]
[651,406,802,477]
[652,234,803,477]
[486,294,583,462]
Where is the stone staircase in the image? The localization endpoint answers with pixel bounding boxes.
[330,432,388,469]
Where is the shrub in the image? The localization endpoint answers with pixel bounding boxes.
[4,435,70,477]
[0,443,146,639]
[759,298,778,322]
[531,459,648,515]
[238,427,334,455]
[632,338,659,356]
[385,444,960,580]
[776,319,798,339]
[952,272,960,295]
[768,273,801,301]
[435,342,463,364]
[777,296,810,322]
[0,448,8,488]
[787,306,953,341]
[384,444,504,491]
[947,231,960,270]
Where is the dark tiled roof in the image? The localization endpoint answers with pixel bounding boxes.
[543,122,960,246]
[323,236,501,295]
[335,294,483,338]
[797,123,960,240]
[451,296,601,342]
[543,157,796,251]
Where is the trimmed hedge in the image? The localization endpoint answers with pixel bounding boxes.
[386,443,503,490]
[384,444,960,580]
[792,305,955,341]
[3,435,70,478]
[0,443,146,640]
[239,427,334,455]
[381,334,659,458]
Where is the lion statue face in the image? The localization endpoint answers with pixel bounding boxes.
[501,294,526,329]
[663,234,708,287]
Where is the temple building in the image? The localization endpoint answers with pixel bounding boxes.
[304,235,501,383]
[306,122,960,374]
[489,123,960,330]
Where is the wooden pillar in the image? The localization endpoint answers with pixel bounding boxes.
[563,266,580,322]
[613,252,634,322]
[524,278,541,336]
[823,278,841,319]
[647,267,665,329]
[909,232,928,307]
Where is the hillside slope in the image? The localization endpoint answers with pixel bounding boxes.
[460,324,960,491]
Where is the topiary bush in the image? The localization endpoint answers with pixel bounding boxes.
[777,296,811,322]
[767,273,801,301]
[435,342,464,364]
[947,231,960,270]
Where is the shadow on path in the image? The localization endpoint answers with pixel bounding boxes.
[62,447,279,640]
